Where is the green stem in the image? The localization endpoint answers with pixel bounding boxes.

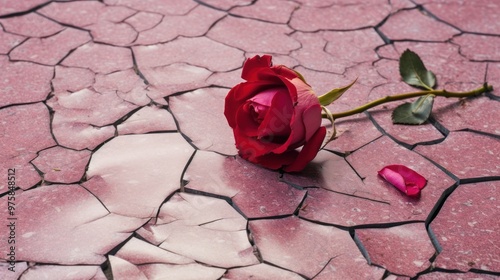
[324,83,493,119]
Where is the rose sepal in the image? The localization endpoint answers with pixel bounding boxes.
[317,78,357,106]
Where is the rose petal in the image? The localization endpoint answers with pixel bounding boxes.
[268,79,317,153]
[406,184,422,197]
[225,81,276,128]
[224,84,242,128]
[278,75,299,104]
[247,88,280,125]
[249,103,268,122]
[284,126,327,172]
[234,132,280,161]
[235,104,260,137]
[272,93,321,155]
[254,149,299,170]
[394,165,427,189]
[229,81,272,104]
[378,168,407,193]
[378,165,427,197]
[241,55,273,81]
[257,88,293,140]
[301,104,322,142]
[273,65,307,82]
[249,88,276,106]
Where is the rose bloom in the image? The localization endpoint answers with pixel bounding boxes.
[224,55,326,172]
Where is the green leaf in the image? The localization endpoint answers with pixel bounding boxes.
[392,94,435,125]
[318,78,357,106]
[399,49,436,90]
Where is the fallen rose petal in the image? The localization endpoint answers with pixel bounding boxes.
[377,165,427,197]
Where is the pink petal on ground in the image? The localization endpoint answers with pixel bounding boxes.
[378,165,426,197]
[378,167,406,192]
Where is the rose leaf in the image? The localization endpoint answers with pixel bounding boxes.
[318,78,357,106]
[399,49,436,90]
[391,94,435,125]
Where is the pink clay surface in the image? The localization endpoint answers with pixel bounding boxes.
[0,0,498,279]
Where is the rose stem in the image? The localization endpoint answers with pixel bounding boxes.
[323,83,493,120]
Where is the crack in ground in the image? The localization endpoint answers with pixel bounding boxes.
[352,231,372,264]
[317,184,392,206]
[130,48,149,84]
[260,260,310,279]
[78,182,113,214]
[0,2,52,18]
[194,0,254,12]
[311,255,340,279]
[365,110,413,150]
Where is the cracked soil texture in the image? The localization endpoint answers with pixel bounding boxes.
[0,0,499,279]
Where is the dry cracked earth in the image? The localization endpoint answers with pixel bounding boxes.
[0,0,499,279]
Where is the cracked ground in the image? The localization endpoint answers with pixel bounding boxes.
[0,0,499,279]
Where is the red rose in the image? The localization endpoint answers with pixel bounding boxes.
[224,55,326,172]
